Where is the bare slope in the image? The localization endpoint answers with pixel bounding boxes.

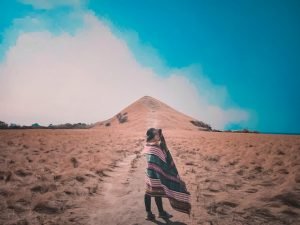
[92,96,208,132]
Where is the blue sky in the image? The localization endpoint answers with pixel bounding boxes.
[0,0,299,134]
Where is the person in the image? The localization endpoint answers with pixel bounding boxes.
[142,128,191,221]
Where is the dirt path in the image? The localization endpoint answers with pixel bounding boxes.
[88,150,192,225]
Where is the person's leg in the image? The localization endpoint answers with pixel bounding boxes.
[144,193,151,212]
[155,196,173,219]
[154,196,164,213]
[144,193,155,220]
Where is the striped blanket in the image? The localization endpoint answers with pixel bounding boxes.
[143,143,191,215]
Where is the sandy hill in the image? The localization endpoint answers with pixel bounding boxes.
[92,95,210,132]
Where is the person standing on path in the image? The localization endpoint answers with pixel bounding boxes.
[142,128,191,221]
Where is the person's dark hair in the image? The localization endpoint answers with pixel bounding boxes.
[146,128,168,152]
[160,133,168,152]
[146,128,156,142]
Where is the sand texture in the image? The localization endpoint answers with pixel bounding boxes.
[1,96,300,225]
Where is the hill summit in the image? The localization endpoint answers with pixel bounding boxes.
[92,96,212,132]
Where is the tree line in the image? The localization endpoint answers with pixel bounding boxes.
[0,121,95,129]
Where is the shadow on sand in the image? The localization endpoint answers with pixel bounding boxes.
[150,218,187,225]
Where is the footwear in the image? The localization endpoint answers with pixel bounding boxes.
[158,211,173,219]
[145,211,156,221]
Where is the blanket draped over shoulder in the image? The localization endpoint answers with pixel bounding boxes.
[143,143,191,215]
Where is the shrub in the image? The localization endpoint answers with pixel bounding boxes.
[116,113,128,123]
[0,121,8,129]
[190,120,212,131]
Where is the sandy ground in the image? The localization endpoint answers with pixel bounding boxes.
[0,129,299,225]
[0,128,144,224]
[1,97,300,224]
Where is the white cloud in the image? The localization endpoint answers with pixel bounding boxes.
[0,13,250,129]
[19,0,85,9]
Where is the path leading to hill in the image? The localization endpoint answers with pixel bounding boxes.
[88,150,191,225]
